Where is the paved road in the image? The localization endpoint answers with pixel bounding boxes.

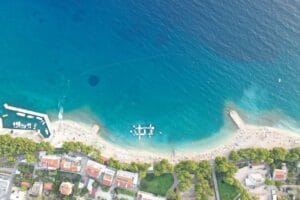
[3,161,19,200]
[210,160,220,200]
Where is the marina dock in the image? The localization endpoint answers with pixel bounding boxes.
[1,103,53,139]
[229,110,245,129]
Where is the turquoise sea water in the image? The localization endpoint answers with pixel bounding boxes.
[0,0,299,149]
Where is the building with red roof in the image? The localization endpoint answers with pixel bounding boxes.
[60,155,82,173]
[43,183,54,191]
[40,155,61,170]
[115,170,139,190]
[102,168,116,187]
[85,160,106,179]
[273,163,288,181]
[21,181,31,189]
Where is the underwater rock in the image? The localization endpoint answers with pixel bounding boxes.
[88,75,99,87]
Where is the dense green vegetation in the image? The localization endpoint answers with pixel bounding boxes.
[35,169,57,183]
[140,173,174,196]
[228,147,299,166]
[0,134,53,163]
[167,190,182,200]
[174,160,214,200]
[153,159,173,176]
[14,163,35,185]
[106,158,150,178]
[3,134,300,199]
[61,141,101,162]
[215,156,253,200]
[115,188,137,197]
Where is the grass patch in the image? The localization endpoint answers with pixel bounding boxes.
[218,179,239,200]
[140,173,173,196]
[115,188,136,197]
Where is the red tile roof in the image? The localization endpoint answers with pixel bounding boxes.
[274,171,285,179]
[115,176,133,189]
[102,174,113,186]
[21,182,31,188]
[273,169,287,181]
[43,183,54,191]
[41,157,60,169]
[85,166,100,178]
[60,159,81,172]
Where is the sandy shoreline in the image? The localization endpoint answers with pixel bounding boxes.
[1,110,300,163]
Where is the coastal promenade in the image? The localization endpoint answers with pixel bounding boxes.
[211,160,220,200]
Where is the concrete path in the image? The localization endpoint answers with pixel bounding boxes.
[211,160,220,200]
[170,172,179,192]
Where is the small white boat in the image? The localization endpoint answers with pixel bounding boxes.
[27,123,32,129]
[15,121,21,128]
[27,115,34,119]
[45,129,49,136]
[36,117,43,121]
[16,112,26,117]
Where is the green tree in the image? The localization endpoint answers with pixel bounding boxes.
[25,153,37,164]
[275,181,283,188]
[37,141,54,153]
[92,180,100,188]
[215,156,237,178]
[270,147,287,162]
[237,148,256,161]
[196,160,211,178]
[80,187,89,196]
[154,159,173,176]
[177,171,192,191]
[167,190,181,200]
[195,175,213,200]
[286,147,300,161]
[265,178,274,186]
[229,151,241,162]
[7,156,16,164]
[254,148,269,162]
[107,158,122,170]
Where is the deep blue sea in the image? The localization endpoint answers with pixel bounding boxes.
[0,0,299,149]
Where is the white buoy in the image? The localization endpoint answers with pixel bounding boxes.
[278,78,282,83]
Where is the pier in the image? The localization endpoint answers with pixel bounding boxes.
[2,103,53,139]
[228,110,245,129]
